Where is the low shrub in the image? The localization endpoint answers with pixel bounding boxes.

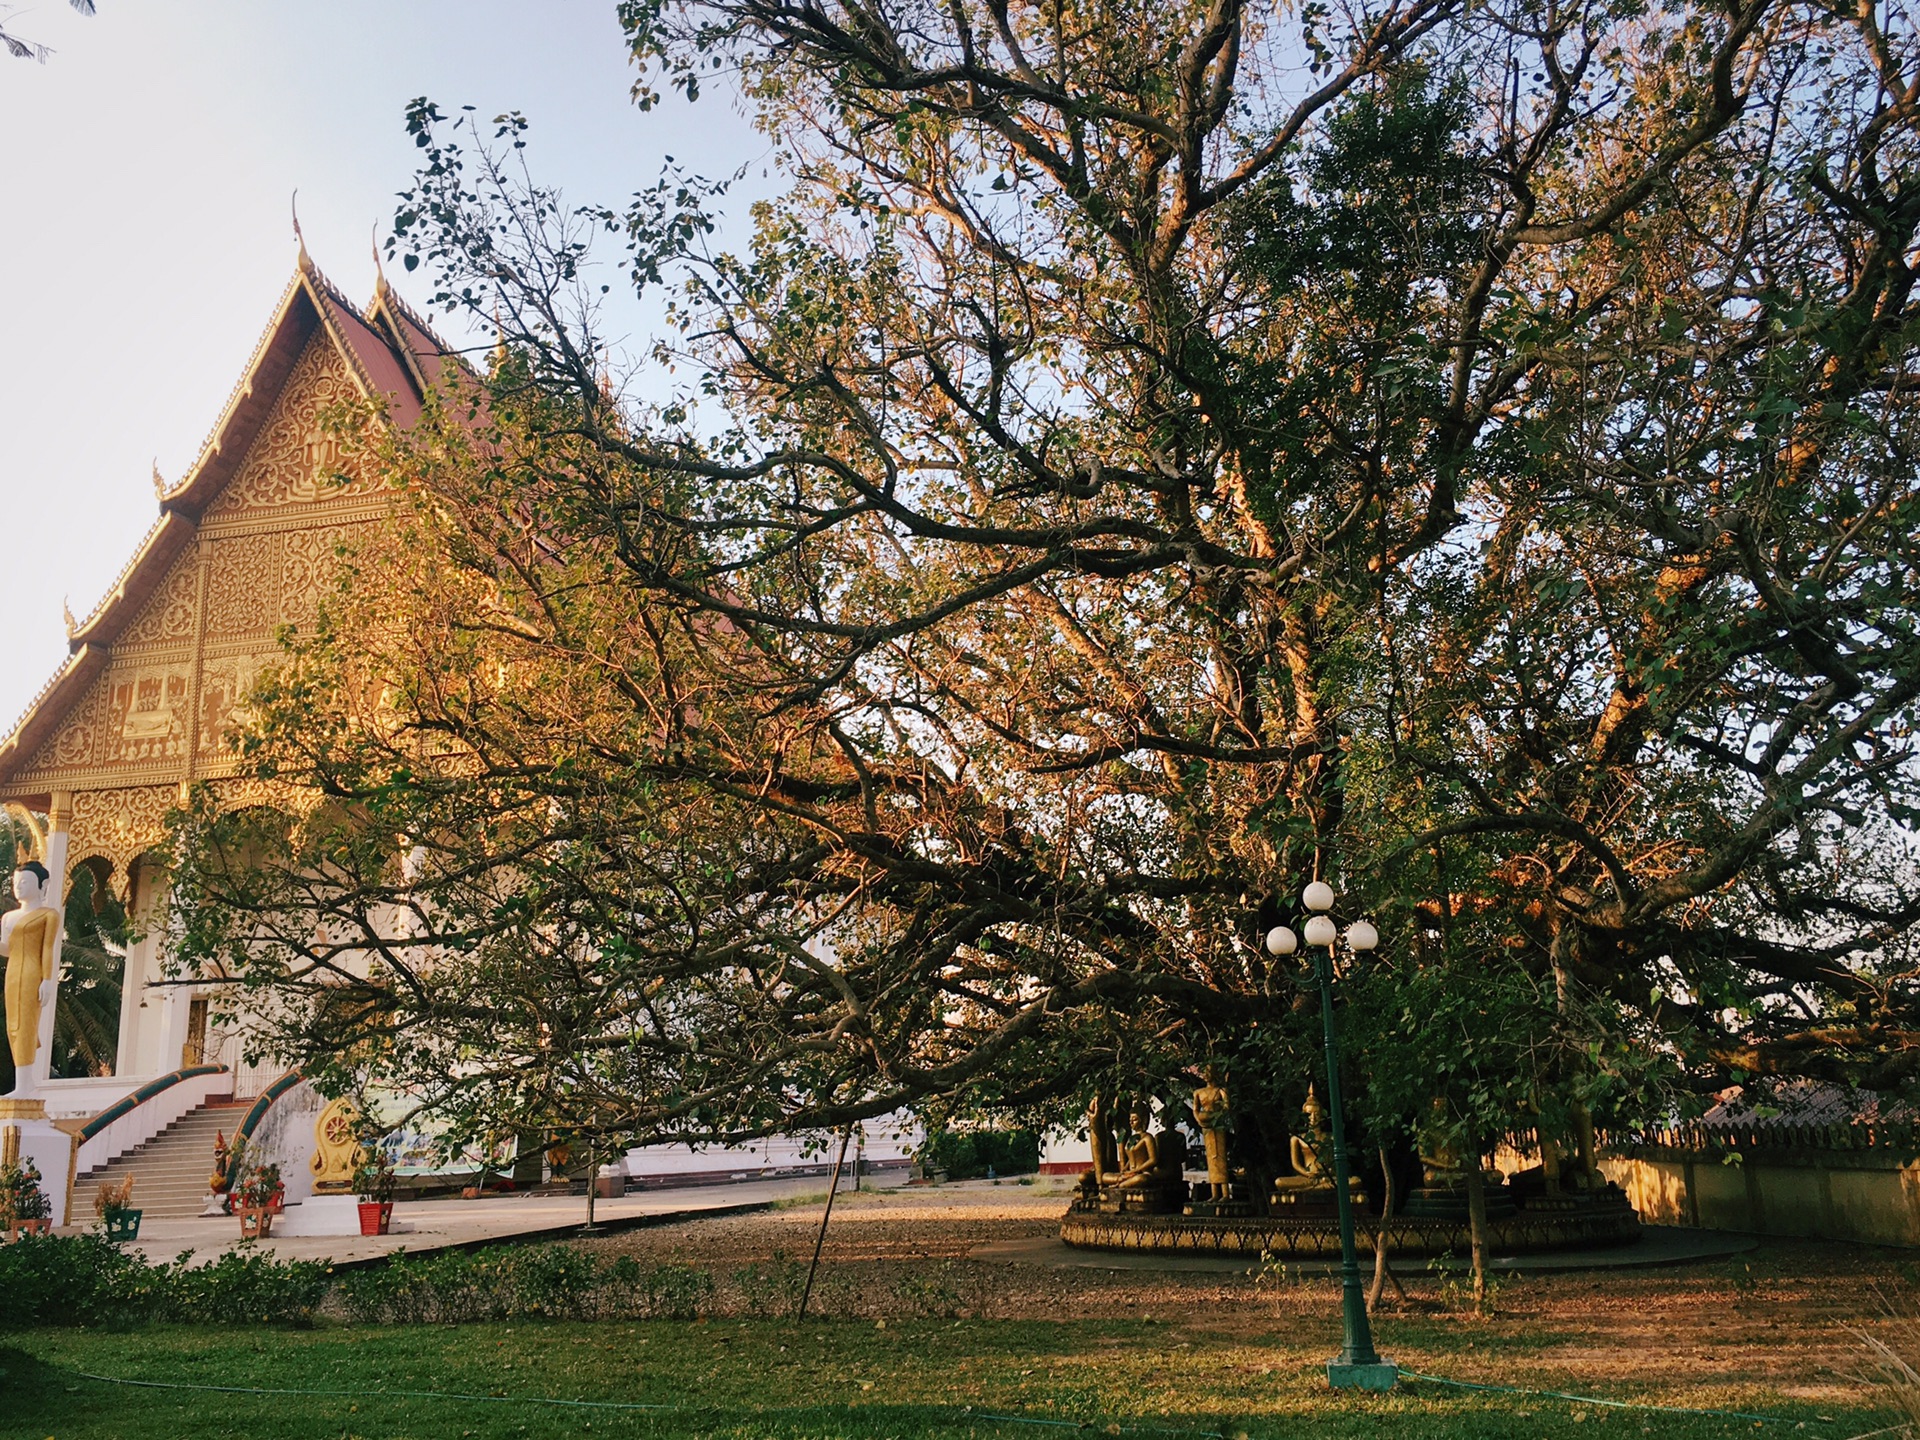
[920,1127,1041,1179]
[168,1249,330,1328]
[0,1234,326,1329]
[0,1232,161,1327]
[335,1245,715,1323]
[0,1232,991,1330]
[730,1252,810,1317]
[625,1259,715,1319]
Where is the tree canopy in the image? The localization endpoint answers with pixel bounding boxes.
[171,0,1920,1160]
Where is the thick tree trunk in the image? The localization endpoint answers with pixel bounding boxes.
[1367,1142,1405,1313]
[1463,1149,1491,1317]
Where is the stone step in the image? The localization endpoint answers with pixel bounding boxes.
[75,1180,213,1200]
[69,1095,271,1221]
[79,1159,217,1175]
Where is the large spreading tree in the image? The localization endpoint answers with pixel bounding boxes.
[170,0,1920,1165]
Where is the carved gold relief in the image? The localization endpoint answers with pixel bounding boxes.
[118,549,199,648]
[209,776,309,816]
[309,1097,365,1193]
[207,336,368,517]
[104,664,193,765]
[195,656,270,760]
[66,784,177,887]
[205,532,285,636]
[25,671,107,774]
[61,777,311,893]
[281,525,366,629]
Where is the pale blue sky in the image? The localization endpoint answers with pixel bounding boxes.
[0,0,763,727]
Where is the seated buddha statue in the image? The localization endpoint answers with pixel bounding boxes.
[1272,1086,1360,1205]
[1405,1096,1517,1220]
[1109,1103,1185,1212]
[1113,1104,1181,1189]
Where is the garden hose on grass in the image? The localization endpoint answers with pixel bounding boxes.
[61,1364,1849,1434]
[65,1370,1227,1436]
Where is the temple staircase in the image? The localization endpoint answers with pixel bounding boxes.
[70,1099,248,1221]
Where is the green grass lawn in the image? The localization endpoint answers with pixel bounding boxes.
[3,1318,1884,1440]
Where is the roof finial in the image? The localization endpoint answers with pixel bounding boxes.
[371,221,388,296]
[292,189,312,272]
[61,597,77,640]
[151,457,167,499]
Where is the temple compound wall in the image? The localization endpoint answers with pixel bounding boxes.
[1602,1121,1920,1249]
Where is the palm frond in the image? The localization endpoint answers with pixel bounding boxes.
[0,29,47,61]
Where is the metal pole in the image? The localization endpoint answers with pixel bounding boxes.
[797,1126,852,1321]
[582,1126,600,1234]
[1314,942,1396,1391]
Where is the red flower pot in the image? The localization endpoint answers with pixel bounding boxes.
[357,1201,394,1236]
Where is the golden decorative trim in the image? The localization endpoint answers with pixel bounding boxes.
[0,1099,49,1120]
[196,498,391,542]
[2,803,46,861]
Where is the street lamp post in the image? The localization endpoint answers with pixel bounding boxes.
[1267,881,1398,1393]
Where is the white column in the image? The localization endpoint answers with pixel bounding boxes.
[114,860,156,1076]
[158,983,192,1074]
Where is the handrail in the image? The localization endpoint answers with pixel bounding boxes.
[77,1064,228,1142]
[231,1071,303,1151]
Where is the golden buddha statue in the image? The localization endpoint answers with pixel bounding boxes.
[1085,1092,1120,1185]
[1191,1065,1231,1202]
[1569,1101,1602,1191]
[3,862,61,1087]
[1274,1086,1331,1189]
[1405,1095,1519,1219]
[1113,1103,1181,1191]
[1272,1086,1360,1206]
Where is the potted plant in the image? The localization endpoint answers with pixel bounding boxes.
[94,1173,141,1242]
[234,1160,283,1239]
[1,1160,53,1242]
[353,1150,398,1236]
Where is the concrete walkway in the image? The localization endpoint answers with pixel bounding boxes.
[79,1173,900,1267]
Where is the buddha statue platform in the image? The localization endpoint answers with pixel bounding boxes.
[1064,1083,1638,1258]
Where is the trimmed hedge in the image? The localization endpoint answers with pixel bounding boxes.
[0,1233,993,1329]
[0,1233,328,1328]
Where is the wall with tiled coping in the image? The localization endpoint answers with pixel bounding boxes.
[1599,1120,1920,1248]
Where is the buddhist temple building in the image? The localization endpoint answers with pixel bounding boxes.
[0,251,454,1111]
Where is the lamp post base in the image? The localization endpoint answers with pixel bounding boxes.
[1326,1359,1398,1392]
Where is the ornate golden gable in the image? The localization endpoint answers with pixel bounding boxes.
[0,260,449,890]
